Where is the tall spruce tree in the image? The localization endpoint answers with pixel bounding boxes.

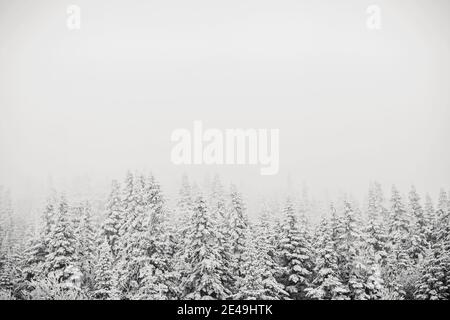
[102,180,123,257]
[46,195,78,282]
[255,199,285,298]
[408,186,428,263]
[278,198,314,299]
[116,174,150,297]
[137,174,179,300]
[385,185,413,298]
[365,182,388,267]
[181,195,228,300]
[307,214,347,300]
[209,175,234,294]
[93,238,119,300]
[228,184,248,289]
[78,201,96,289]
[233,226,286,300]
[337,200,367,299]
[423,194,435,245]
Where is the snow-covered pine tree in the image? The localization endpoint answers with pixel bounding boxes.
[415,190,449,300]
[0,186,3,244]
[0,188,13,294]
[361,241,384,300]
[0,249,16,293]
[415,245,448,300]
[101,180,123,257]
[116,173,150,297]
[278,198,314,299]
[46,195,78,282]
[254,199,285,298]
[298,206,314,257]
[432,189,450,298]
[408,186,428,263]
[423,194,435,245]
[209,175,225,220]
[256,199,276,247]
[307,213,348,300]
[69,203,83,238]
[77,201,96,290]
[144,174,165,229]
[384,185,413,298]
[435,189,448,239]
[337,200,367,300]
[209,175,234,295]
[169,176,195,297]
[262,199,284,279]
[21,191,58,282]
[136,174,179,300]
[233,226,287,300]
[93,238,119,300]
[232,226,264,300]
[177,174,194,233]
[181,194,228,300]
[364,182,388,267]
[118,171,136,246]
[0,189,14,255]
[0,187,6,251]
[228,184,248,289]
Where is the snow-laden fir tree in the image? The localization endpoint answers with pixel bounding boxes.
[364,182,388,267]
[136,174,179,300]
[93,237,119,300]
[77,201,96,289]
[209,175,234,295]
[232,226,265,300]
[46,195,78,282]
[384,185,413,298]
[415,190,449,300]
[361,241,384,300]
[435,189,449,242]
[0,250,14,292]
[307,211,348,300]
[420,189,450,299]
[298,204,314,255]
[233,225,287,300]
[0,186,3,245]
[423,194,436,244]
[21,191,58,281]
[337,200,368,299]
[415,245,448,300]
[0,189,15,294]
[173,175,194,272]
[254,199,285,297]
[278,198,314,299]
[117,171,137,246]
[0,189,14,255]
[0,247,27,298]
[116,174,150,297]
[181,194,229,300]
[0,186,13,255]
[176,174,194,234]
[228,184,248,289]
[101,180,123,257]
[408,186,428,263]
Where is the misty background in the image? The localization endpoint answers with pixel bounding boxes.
[0,0,449,214]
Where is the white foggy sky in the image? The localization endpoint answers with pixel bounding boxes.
[0,0,449,202]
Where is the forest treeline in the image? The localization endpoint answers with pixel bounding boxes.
[0,173,449,300]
